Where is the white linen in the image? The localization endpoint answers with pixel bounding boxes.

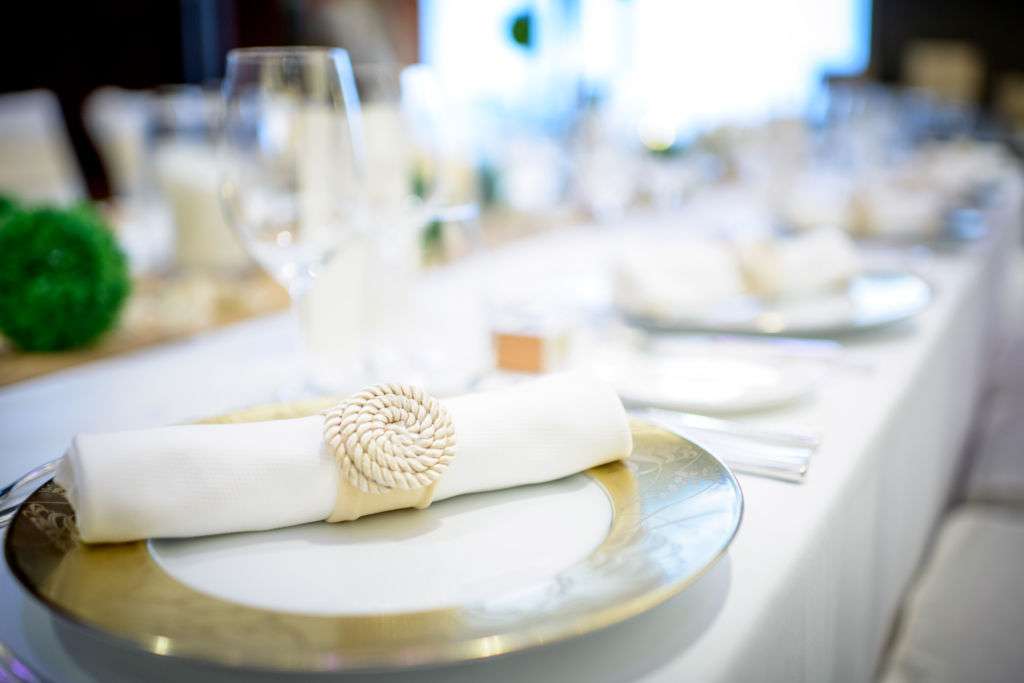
[734,228,862,298]
[55,373,632,543]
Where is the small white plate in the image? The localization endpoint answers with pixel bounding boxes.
[590,348,820,414]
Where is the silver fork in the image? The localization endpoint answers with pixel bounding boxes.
[0,457,61,529]
[631,407,818,482]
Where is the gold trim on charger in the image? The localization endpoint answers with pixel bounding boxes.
[4,404,742,672]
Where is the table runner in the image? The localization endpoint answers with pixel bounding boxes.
[0,272,288,387]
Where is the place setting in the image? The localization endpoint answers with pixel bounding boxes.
[0,45,747,676]
[613,227,934,337]
[2,371,743,672]
[0,45,946,674]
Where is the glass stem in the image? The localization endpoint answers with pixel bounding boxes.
[287,275,315,387]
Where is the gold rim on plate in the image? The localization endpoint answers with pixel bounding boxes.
[4,403,743,672]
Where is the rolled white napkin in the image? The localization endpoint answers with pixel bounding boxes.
[614,239,747,318]
[56,374,632,543]
[735,228,862,298]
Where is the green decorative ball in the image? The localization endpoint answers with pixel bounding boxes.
[0,194,18,223]
[0,205,131,351]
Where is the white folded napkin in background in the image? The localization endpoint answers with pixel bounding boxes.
[56,373,632,543]
[852,176,948,237]
[735,228,862,298]
[614,239,747,318]
[916,141,1010,198]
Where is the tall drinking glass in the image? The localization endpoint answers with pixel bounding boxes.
[356,63,442,367]
[219,47,364,396]
[304,63,449,389]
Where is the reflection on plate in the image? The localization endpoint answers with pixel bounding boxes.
[624,269,932,337]
[4,406,742,673]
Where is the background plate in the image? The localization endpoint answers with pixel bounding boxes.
[593,350,819,414]
[624,269,933,337]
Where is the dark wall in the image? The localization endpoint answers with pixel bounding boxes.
[4,0,1020,198]
[871,0,1024,107]
[0,0,293,198]
[1,2,187,197]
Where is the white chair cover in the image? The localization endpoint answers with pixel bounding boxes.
[0,89,85,203]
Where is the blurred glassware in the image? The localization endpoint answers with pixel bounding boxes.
[572,102,641,222]
[500,133,570,214]
[220,47,365,395]
[641,148,715,214]
[84,87,174,275]
[423,203,483,265]
[155,85,252,274]
[305,61,452,390]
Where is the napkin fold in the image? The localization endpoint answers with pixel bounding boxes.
[614,239,747,318]
[56,373,632,543]
[735,228,862,298]
[614,228,862,317]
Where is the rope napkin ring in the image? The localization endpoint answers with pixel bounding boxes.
[323,384,457,522]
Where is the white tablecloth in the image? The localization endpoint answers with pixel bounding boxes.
[0,178,1020,682]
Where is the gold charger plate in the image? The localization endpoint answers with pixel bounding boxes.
[4,403,743,673]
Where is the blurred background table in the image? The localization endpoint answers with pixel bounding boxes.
[0,272,288,387]
[0,172,1018,682]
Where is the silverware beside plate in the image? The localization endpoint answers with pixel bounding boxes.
[2,405,743,673]
[629,407,816,483]
[0,457,60,528]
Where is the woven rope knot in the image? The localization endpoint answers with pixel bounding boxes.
[323,384,456,494]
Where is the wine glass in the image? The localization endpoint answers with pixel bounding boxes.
[219,47,365,396]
